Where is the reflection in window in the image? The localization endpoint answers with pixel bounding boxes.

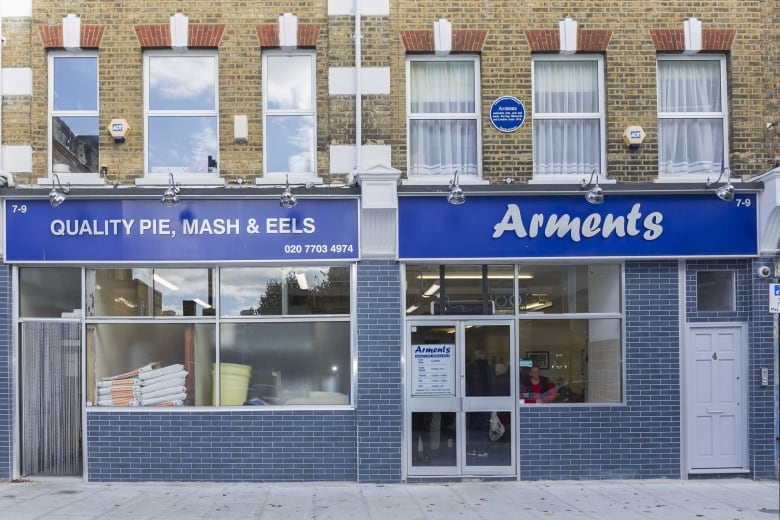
[19,267,82,318]
[696,270,735,311]
[519,319,622,404]
[144,52,218,174]
[532,56,604,176]
[219,321,350,405]
[49,53,99,174]
[407,57,480,177]
[405,264,620,316]
[263,52,316,175]
[87,268,215,317]
[220,266,350,316]
[87,323,216,407]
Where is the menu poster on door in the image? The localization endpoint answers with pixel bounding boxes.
[412,344,456,397]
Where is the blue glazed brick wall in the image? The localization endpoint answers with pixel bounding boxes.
[356,260,403,483]
[686,259,776,479]
[87,410,356,482]
[519,261,681,480]
[0,265,11,479]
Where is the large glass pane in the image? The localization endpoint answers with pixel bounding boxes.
[409,119,478,176]
[406,265,514,316]
[147,116,218,173]
[220,266,350,316]
[466,411,511,466]
[519,318,622,404]
[19,267,82,318]
[266,55,313,110]
[532,119,600,176]
[534,60,598,114]
[657,60,722,113]
[88,268,215,317]
[696,270,735,311]
[410,61,475,113]
[518,264,621,314]
[219,321,350,405]
[51,116,99,173]
[465,324,511,396]
[53,56,97,111]
[658,118,724,175]
[148,55,216,110]
[412,412,456,467]
[265,115,314,173]
[88,323,216,407]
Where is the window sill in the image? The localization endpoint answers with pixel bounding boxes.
[254,174,324,186]
[135,173,226,187]
[38,173,106,186]
[528,175,616,185]
[403,176,488,186]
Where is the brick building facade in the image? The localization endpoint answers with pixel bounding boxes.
[0,1,777,483]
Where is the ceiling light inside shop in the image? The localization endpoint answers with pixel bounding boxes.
[296,273,309,290]
[406,305,420,314]
[193,298,212,309]
[422,283,440,298]
[152,273,179,291]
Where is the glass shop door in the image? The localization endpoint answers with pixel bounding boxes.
[406,320,515,477]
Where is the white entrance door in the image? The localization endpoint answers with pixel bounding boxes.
[685,324,747,472]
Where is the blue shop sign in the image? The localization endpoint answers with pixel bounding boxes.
[4,198,360,263]
[398,194,758,259]
[489,96,526,133]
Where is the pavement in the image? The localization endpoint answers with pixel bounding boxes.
[0,477,777,520]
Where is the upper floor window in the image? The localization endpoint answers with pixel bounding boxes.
[263,51,316,177]
[532,55,605,178]
[657,55,727,177]
[49,53,99,175]
[144,51,218,175]
[407,56,480,178]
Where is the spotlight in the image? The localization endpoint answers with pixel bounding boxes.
[280,174,297,208]
[48,173,71,207]
[161,172,181,207]
[580,170,604,204]
[705,167,735,202]
[447,171,465,205]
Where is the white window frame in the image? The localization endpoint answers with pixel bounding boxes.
[259,49,319,185]
[530,54,606,183]
[139,49,222,186]
[404,55,484,185]
[46,51,102,185]
[656,54,728,182]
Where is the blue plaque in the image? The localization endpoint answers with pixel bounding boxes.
[489,96,526,133]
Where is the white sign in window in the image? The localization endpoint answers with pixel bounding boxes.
[412,343,456,397]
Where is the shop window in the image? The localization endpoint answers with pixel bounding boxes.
[87,268,215,317]
[407,56,480,178]
[80,265,352,408]
[519,318,622,404]
[19,267,82,318]
[220,266,350,316]
[405,264,514,316]
[657,55,727,177]
[87,322,216,407]
[518,264,621,314]
[262,51,316,177]
[696,270,735,312]
[532,55,604,178]
[144,51,219,176]
[219,321,350,405]
[49,53,99,176]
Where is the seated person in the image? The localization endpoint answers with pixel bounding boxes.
[519,365,556,403]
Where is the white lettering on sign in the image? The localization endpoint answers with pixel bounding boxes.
[266,217,316,234]
[51,219,135,236]
[492,203,664,242]
[182,219,240,235]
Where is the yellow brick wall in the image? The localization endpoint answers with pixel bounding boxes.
[1,1,777,183]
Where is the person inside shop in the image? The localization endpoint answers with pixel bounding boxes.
[520,365,556,403]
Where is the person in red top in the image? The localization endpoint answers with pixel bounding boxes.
[520,365,556,403]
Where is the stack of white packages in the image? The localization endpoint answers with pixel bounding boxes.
[96,362,188,406]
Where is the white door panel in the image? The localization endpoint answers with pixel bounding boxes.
[686,325,746,471]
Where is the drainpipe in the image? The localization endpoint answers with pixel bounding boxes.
[354,0,362,174]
